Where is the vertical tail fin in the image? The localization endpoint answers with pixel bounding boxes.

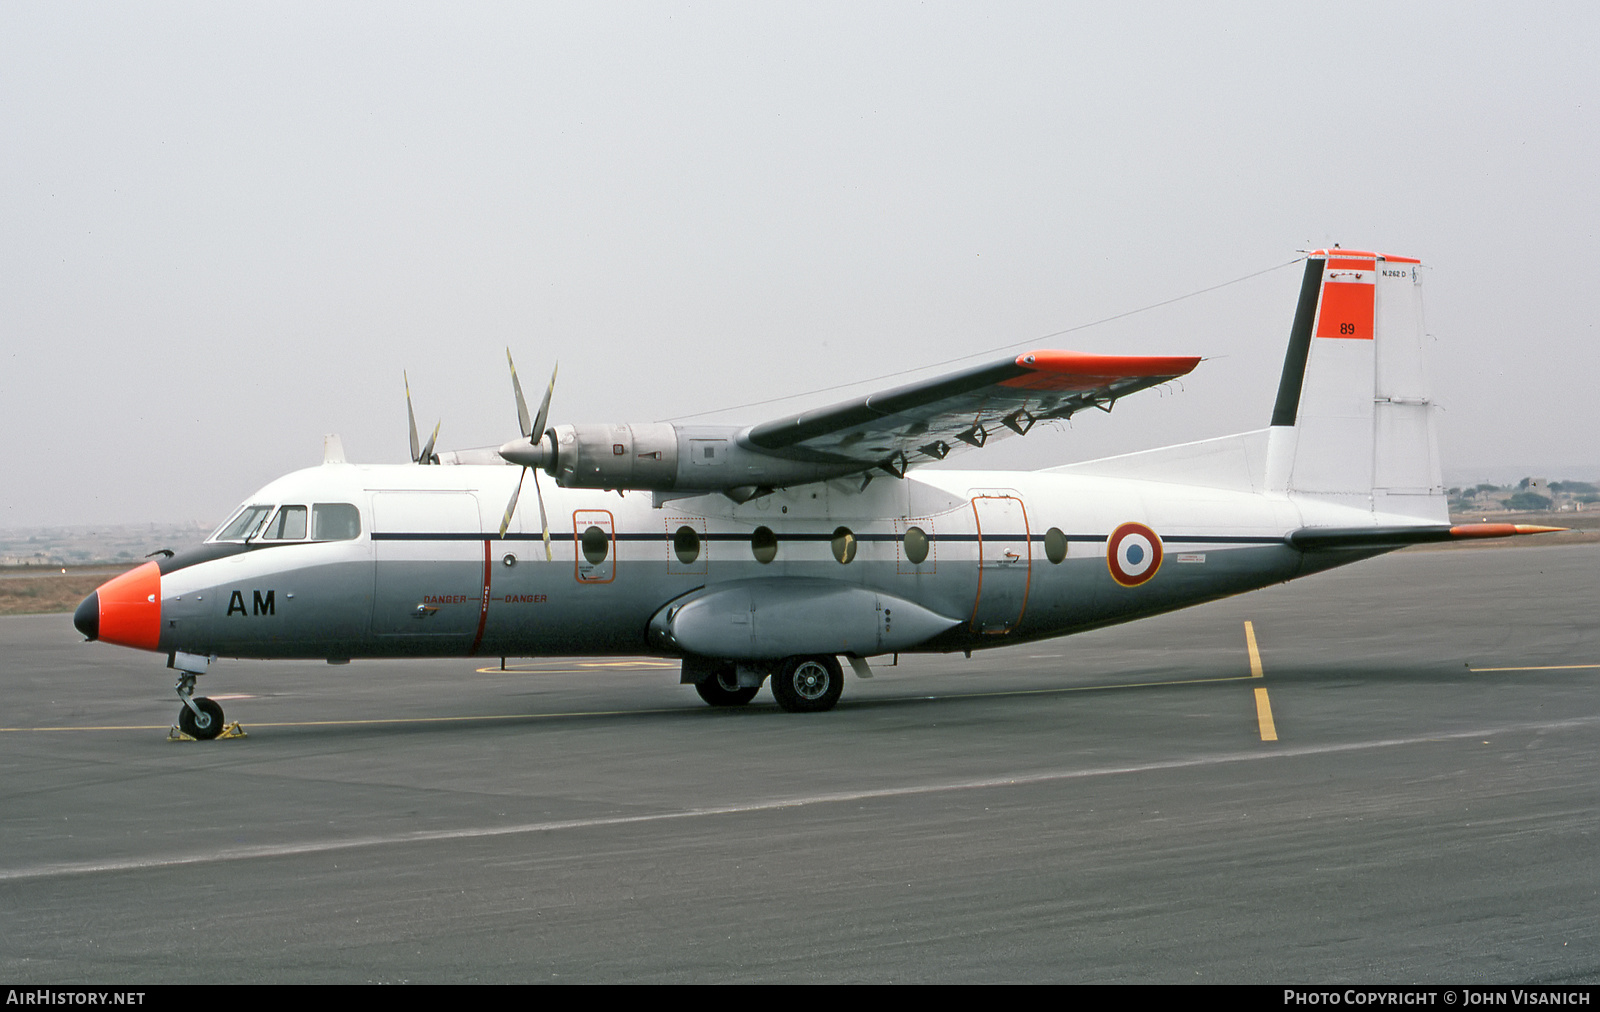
[1264,249,1445,522]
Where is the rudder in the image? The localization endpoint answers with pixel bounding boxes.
[1264,249,1445,522]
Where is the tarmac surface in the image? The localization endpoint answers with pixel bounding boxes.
[2,544,1596,983]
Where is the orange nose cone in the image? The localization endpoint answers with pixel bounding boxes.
[96,561,162,651]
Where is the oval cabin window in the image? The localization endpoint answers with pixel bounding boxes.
[751,526,778,564]
[1044,527,1068,565]
[903,526,929,565]
[581,525,609,566]
[673,525,701,565]
[831,527,857,564]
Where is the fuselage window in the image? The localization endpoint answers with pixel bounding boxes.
[215,504,273,542]
[903,526,930,565]
[1044,527,1068,565]
[582,525,610,565]
[831,527,857,564]
[262,505,308,541]
[673,525,701,565]
[751,526,778,564]
[312,503,362,541]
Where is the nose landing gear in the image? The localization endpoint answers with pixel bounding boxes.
[169,667,245,741]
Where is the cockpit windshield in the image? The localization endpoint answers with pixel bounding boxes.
[211,502,362,543]
[261,505,307,540]
[213,504,273,541]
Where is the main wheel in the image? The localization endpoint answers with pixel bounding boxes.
[178,697,225,740]
[771,655,843,713]
[694,665,759,707]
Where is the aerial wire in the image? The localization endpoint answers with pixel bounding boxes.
[661,257,1304,423]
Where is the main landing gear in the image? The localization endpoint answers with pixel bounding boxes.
[694,664,761,707]
[770,655,844,713]
[687,654,847,713]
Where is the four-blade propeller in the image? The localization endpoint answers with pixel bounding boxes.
[497,351,558,557]
[405,358,557,559]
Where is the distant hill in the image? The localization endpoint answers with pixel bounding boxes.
[0,522,213,568]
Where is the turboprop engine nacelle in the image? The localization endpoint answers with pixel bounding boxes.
[500,423,862,500]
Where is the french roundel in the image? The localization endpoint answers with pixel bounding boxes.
[1107,522,1163,587]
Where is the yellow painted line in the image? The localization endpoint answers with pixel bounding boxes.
[474,660,679,674]
[1254,686,1278,741]
[0,707,697,733]
[0,673,1259,733]
[223,708,697,728]
[577,660,678,669]
[0,723,176,732]
[914,674,1254,702]
[1468,663,1600,673]
[1246,621,1277,741]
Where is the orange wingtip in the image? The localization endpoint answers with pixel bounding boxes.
[1013,351,1201,377]
[1448,523,1568,539]
[1308,249,1421,264]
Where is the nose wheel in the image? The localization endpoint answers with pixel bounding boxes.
[171,669,241,741]
[178,697,225,740]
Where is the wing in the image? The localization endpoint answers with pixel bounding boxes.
[741,350,1201,476]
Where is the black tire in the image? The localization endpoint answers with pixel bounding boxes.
[178,697,224,740]
[771,655,843,713]
[694,665,759,707]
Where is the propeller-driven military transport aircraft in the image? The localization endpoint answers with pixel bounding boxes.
[75,249,1558,738]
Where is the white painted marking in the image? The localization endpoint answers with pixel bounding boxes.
[3,715,1593,884]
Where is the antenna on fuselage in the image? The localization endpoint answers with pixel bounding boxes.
[323,433,346,465]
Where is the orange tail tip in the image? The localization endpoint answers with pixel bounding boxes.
[1448,523,1568,539]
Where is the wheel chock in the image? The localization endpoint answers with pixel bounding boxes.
[166,721,248,742]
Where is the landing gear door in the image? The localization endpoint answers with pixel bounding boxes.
[574,509,615,584]
[970,494,1031,635]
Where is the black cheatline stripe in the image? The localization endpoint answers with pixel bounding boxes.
[157,538,337,575]
[373,531,1286,546]
[1269,257,1326,427]
[1133,534,1285,545]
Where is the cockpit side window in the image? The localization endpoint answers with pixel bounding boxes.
[261,505,308,541]
[214,504,273,542]
[312,503,362,541]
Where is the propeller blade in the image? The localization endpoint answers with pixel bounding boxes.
[418,420,440,465]
[508,349,532,439]
[533,469,552,561]
[405,370,420,462]
[499,466,527,538]
[531,362,558,441]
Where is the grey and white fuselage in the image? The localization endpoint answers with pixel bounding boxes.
[78,249,1556,728]
[151,444,1392,663]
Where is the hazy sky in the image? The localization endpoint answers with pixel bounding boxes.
[4,3,1597,529]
